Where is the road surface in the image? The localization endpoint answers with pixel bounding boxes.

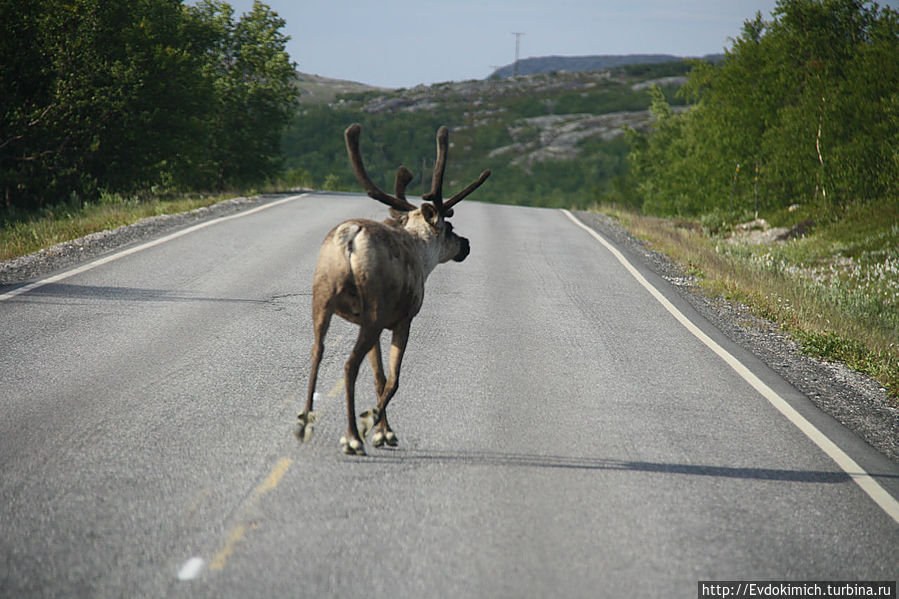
[1,193,897,597]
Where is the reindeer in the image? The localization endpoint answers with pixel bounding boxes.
[295,124,490,455]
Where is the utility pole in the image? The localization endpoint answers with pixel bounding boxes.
[730,162,740,216]
[512,32,524,77]
[754,160,759,219]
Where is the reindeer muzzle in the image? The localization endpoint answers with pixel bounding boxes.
[454,237,470,262]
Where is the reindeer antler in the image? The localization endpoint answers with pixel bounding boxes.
[422,126,491,217]
[345,124,417,212]
[394,166,414,202]
[443,169,491,212]
[422,126,449,210]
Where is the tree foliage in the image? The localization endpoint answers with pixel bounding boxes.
[0,0,296,212]
[189,1,296,187]
[622,0,899,218]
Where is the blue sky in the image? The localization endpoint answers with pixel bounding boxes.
[223,1,895,88]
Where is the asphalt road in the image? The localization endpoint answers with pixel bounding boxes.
[1,193,897,598]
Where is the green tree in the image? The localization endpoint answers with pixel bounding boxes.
[190,0,296,187]
[1,0,215,209]
[625,0,899,218]
[1,0,297,211]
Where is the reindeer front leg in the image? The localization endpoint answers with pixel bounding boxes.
[360,338,386,445]
[372,320,410,448]
[367,337,387,398]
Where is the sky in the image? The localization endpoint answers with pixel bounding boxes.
[222,0,897,89]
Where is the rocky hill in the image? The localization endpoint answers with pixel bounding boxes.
[489,54,679,78]
[336,71,686,168]
[489,53,723,78]
[294,72,386,104]
[282,59,696,207]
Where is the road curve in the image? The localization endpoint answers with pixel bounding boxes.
[1,193,896,597]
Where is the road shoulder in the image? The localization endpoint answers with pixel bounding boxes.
[572,209,899,466]
[0,194,300,287]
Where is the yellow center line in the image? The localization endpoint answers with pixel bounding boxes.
[208,524,248,572]
[255,456,292,496]
[280,392,297,409]
[207,456,293,573]
[184,488,211,520]
[208,330,350,577]
[328,378,345,398]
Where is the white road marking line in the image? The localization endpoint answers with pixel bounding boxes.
[0,194,309,302]
[561,208,899,524]
[177,557,205,581]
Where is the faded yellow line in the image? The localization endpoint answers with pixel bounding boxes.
[209,524,248,571]
[255,457,292,496]
[184,488,211,520]
[328,378,345,397]
[280,392,297,409]
[208,457,293,573]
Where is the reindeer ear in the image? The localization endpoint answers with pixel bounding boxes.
[420,202,439,224]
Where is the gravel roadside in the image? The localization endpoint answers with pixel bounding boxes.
[1,198,894,463]
[0,194,284,285]
[574,209,898,465]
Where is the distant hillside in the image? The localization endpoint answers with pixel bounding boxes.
[294,72,387,104]
[281,59,696,208]
[490,54,707,78]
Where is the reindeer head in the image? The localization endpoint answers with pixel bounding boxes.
[344,124,490,264]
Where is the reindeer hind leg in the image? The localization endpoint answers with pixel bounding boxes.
[296,298,333,442]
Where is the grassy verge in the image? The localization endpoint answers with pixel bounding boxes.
[0,190,245,262]
[597,202,899,402]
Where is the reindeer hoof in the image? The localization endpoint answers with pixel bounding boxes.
[294,411,318,443]
[339,435,366,456]
[359,408,380,441]
[372,430,398,448]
